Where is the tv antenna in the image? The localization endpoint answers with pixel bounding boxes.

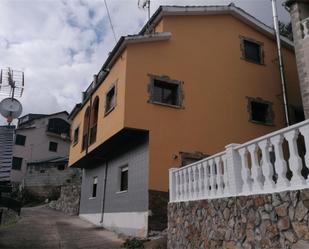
[0,67,24,124]
[138,0,151,31]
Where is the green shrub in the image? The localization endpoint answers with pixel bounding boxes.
[122,238,146,249]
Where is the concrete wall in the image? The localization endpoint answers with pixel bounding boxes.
[24,165,79,187]
[11,113,70,183]
[79,137,149,237]
[168,189,309,249]
[290,2,309,118]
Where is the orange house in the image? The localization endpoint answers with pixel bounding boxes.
[68,5,303,237]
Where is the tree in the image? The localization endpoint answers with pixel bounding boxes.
[279,21,293,41]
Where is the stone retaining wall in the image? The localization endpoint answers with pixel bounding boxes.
[49,183,81,215]
[168,189,309,249]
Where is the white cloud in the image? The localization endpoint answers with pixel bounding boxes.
[0,0,290,125]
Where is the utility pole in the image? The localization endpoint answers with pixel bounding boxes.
[271,0,290,126]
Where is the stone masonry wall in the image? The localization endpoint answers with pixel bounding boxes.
[168,189,309,249]
[49,183,81,215]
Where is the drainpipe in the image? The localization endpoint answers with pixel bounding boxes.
[271,0,290,126]
[100,160,108,224]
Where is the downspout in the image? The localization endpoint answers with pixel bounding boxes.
[271,0,291,126]
[100,160,109,224]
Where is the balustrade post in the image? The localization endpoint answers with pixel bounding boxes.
[225,144,242,196]
[285,130,306,187]
[169,168,178,202]
[248,144,263,192]
[258,140,275,191]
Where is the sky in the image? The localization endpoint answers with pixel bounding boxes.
[0,0,290,125]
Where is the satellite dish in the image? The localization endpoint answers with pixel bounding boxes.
[0,98,23,119]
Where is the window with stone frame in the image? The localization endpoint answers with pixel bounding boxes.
[240,36,264,65]
[247,97,274,125]
[148,75,184,107]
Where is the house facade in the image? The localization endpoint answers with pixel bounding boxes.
[11,111,71,184]
[68,5,303,237]
[286,0,309,118]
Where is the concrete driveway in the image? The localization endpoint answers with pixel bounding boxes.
[0,206,123,249]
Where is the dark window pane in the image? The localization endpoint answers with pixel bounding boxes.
[105,86,115,114]
[74,128,79,144]
[92,177,98,198]
[120,168,128,191]
[251,102,269,123]
[57,164,65,171]
[12,157,23,170]
[49,142,58,152]
[244,40,261,63]
[15,134,26,146]
[153,80,179,106]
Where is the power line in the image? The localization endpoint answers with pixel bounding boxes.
[104,0,117,43]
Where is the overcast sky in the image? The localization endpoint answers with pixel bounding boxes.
[0,0,290,124]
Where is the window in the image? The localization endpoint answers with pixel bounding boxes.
[149,75,183,107]
[49,141,58,152]
[240,37,264,64]
[90,97,99,144]
[105,85,116,115]
[248,97,274,125]
[15,134,26,146]
[120,166,128,192]
[12,157,23,170]
[91,177,98,198]
[57,164,65,171]
[73,127,79,145]
[82,107,90,151]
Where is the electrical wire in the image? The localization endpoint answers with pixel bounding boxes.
[104,0,118,44]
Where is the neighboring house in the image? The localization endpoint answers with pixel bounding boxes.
[24,156,80,201]
[0,126,14,182]
[68,5,303,237]
[11,111,71,184]
[285,0,309,118]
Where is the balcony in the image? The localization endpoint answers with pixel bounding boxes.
[169,119,309,203]
[47,118,70,138]
[302,17,309,39]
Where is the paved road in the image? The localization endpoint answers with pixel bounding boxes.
[0,206,123,249]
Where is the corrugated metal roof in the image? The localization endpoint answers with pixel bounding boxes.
[0,126,14,182]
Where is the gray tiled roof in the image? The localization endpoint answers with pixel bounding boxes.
[0,126,14,182]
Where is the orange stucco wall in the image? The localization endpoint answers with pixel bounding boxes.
[68,51,127,166]
[124,14,302,192]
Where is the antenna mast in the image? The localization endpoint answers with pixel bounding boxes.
[138,0,151,31]
[271,0,290,126]
[0,67,24,125]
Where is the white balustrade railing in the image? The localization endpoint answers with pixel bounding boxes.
[169,119,309,202]
[302,17,309,39]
